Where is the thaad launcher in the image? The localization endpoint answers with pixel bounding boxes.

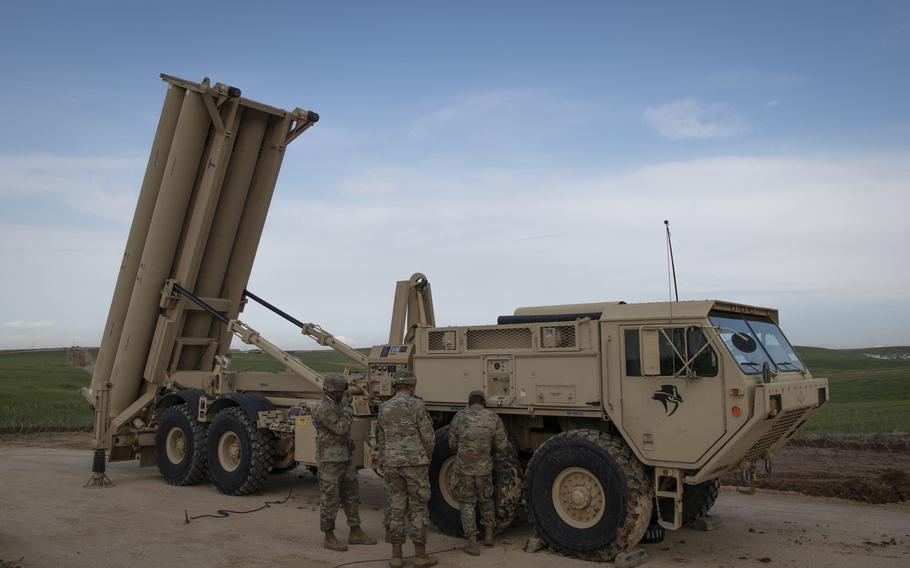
[84,74,829,562]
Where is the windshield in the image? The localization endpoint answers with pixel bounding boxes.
[709,314,805,374]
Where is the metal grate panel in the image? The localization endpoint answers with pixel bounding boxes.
[743,407,810,462]
[466,327,532,350]
[428,330,457,351]
[540,325,577,348]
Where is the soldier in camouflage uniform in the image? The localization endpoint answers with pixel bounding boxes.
[313,373,377,551]
[448,390,509,556]
[377,371,437,568]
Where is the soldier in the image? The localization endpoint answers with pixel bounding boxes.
[313,373,377,551]
[448,390,509,556]
[377,371,437,568]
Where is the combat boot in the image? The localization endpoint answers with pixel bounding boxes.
[414,542,438,567]
[324,531,349,552]
[483,525,494,547]
[349,525,377,545]
[463,534,480,556]
[388,543,403,568]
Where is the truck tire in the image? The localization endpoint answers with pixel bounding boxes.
[207,406,275,495]
[525,429,652,561]
[428,426,523,537]
[658,478,720,524]
[155,403,208,486]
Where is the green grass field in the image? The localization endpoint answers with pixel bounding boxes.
[794,346,910,434]
[1,345,907,433]
[0,349,96,431]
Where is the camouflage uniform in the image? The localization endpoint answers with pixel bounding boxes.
[313,389,361,534]
[377,388,436,544]
[448,400,509,537]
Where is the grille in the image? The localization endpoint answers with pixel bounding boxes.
[466,327,532,350]
[540,325,576,348]
[743,406,810,462]
[428,330,457,351]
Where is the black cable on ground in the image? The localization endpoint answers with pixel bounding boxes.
[181,477,463,568]
[183,477,296,522]
[331,545,464,568]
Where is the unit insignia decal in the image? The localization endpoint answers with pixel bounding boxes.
[652,385,683,416]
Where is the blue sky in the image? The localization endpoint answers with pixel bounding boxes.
[1,1,908,349]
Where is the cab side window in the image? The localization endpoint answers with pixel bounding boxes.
[688,327,719,376]
[624,327,718,377]
[624,329,642,376]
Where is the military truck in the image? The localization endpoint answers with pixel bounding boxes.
[84,74,829,561]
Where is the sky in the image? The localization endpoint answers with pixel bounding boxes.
[0,1,908,350]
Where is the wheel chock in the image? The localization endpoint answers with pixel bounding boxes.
[690,515,722,532]
[615,547,648,568]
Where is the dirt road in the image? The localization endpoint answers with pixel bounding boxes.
[0,443,907,568]
[722,442,910,504]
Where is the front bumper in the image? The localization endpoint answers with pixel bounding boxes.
[686,378,828,483]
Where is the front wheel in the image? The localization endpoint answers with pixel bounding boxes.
[525,429,652,561]
[155,403,208,486]
[207,406,275,495]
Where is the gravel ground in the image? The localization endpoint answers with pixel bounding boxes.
[0,438,908,568]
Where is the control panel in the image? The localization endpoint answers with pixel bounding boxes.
[484,355,513,403]
[368,344,413,397]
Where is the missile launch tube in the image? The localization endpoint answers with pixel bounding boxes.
[215,115,291,351]
[89,85,186,393]
[107,90,212,417]
[178,110,269,370]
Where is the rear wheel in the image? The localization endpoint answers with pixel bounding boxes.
[525,429,652,561]
[428,426,523,536]
[155,403,208,486]
[207,406,275,495]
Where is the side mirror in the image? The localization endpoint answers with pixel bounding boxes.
[641,329,661,376]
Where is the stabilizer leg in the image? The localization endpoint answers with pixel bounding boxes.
[84,448,114,488]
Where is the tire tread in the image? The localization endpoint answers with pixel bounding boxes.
[157,403,208,486]
[210,406,274,496]
[525,429,652,561]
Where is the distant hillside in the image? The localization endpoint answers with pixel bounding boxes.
[1,346,908,433]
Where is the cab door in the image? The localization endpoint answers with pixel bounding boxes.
[619,326,725,464]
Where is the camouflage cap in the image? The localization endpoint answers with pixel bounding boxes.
[323,373,348,393]
[468,390,486,402]
[391,369,417,388]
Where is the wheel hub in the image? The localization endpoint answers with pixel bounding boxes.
[165,427,187,464]
[218,431,242,472]
[439,456,459,509]
[570,487,591,508]
[552,467,606,529]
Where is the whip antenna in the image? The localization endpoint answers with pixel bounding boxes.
[664,220,679,302]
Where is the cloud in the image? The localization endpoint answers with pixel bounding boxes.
[407,88,587,148]
[3,153,908,349]
[411,89,533,136]
[0,154,144,223]
[338,167,424,196]
[2,320,55,328]
[643,98,750,140]
[240,153,909,349]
